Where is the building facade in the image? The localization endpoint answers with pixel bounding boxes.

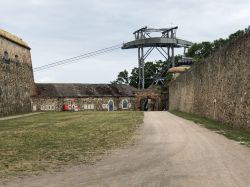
[0,29,35,117]
[31,84,137,112]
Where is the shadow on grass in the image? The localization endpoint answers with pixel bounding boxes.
[171,110,250,147]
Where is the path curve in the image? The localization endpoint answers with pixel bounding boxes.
[1,112,250,187]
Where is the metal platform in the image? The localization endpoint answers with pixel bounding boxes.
[122,37,192,49]
[122,26,193,89]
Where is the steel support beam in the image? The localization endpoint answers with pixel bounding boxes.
[155,47,168,61]
[141,47,145,89]
[171,45,175,67]
[122,26,193,89]
[138,47,141,89]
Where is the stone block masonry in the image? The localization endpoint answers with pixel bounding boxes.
[31,97,137,112]
[169,33,250,131]
[0,32,35,117]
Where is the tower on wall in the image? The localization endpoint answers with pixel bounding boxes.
[0,29,35,117]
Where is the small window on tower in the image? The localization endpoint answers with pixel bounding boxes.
[14,55,19,64]
[4,51,8,58]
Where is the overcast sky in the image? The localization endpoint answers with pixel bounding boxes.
[0,0,250,83]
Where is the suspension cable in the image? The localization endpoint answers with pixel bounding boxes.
[33,44,122,72]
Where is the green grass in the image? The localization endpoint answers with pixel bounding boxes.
[0,111,143,177]
[171,110,250,147]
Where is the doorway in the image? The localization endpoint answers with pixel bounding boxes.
[108,100,114,112]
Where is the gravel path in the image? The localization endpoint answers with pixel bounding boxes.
[1,112,250,187]
[0,113,41,121]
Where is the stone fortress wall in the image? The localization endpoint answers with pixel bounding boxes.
[0,30,35,117]
[169,33,250,130]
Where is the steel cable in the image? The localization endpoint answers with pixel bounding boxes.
[34,44,122,72]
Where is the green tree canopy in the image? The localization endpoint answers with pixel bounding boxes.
[112,60,172,89]
[111,70,129,84]
[186,29,247,61]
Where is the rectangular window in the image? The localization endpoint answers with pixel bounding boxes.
[90,104,94,110]
[83,104,88,110]
[83,104,95,110]
[41,105,44,111]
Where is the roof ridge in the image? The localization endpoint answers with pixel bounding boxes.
[34,83,136,97]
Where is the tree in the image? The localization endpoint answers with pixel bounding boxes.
[129,67,139,88]
[228,30,244,41]
[186,29,247,61]
[112,60,173,89]
[186,41,213,61]
[213,38,227,50]
[128,61,167,89]
[111,70,129,84]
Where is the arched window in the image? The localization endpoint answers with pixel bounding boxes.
[108,100,114,112]
[122,99,128,109]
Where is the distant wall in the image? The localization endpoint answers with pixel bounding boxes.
[31,87,169,112]
[0,37,35,117]
[169,33,250,130]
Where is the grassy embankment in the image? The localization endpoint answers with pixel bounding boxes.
[171,110,250,147]
[0,111,143,177]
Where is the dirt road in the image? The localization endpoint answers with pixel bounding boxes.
[2,112,250,187]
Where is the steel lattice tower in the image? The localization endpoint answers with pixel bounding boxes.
[122,26,193,89]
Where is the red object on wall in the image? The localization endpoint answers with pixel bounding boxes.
[63,104,69,111]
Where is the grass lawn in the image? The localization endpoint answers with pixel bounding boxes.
[0,111,143,177]
[171,110,250,147]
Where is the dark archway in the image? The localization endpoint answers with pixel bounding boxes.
[140,97,156,111]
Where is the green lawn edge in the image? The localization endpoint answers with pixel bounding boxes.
[170,110,250,147]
